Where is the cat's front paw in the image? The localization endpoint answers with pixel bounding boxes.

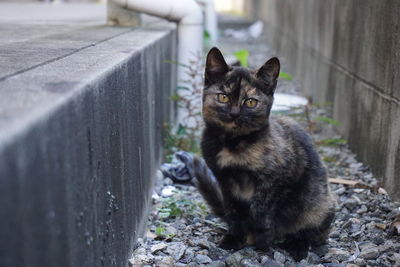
[287,247,308,261]
[219,234,245,250]
[254,233,272,251]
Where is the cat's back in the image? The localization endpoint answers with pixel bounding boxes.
[269,115,322,165]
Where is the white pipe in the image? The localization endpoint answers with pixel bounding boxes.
[113,0,203,125]
[112,0,203,82]
[196,0,218,46]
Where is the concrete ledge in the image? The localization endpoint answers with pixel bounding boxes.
[255,0,400,199]
[0,11,176,267]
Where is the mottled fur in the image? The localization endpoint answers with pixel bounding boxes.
[194,47,335,260]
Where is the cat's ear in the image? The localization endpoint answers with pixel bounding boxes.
[205,47,229,86]
[256,57,280,81]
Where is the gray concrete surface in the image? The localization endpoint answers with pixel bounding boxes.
[253,0,400,199]
[0,4,176,266]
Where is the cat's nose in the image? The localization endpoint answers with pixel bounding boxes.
[229,106,240,119]
[229,111,240,119]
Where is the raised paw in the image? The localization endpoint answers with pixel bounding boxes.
[219,234,245,250]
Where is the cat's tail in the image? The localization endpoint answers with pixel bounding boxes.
[192,156,225,218]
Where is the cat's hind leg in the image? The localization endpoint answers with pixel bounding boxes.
[281,210,335,261]
[280,231,310,261]
[309,209,335,248]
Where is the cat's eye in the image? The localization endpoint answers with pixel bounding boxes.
[217,94,230,103]
[244,98,258,108]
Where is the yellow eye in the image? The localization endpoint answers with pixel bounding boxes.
[244,98,257,108]
[217,94,229,103]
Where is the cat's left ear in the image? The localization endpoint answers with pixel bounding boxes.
[256,57,280,82]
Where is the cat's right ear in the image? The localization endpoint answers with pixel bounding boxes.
[205,47,229,86]
[256,57,280,82]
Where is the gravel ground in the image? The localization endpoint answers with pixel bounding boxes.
[129,21,400,267]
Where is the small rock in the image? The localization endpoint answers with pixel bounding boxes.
[195,254,212,264]
[312,245,328,257]
[329,230,340,238]
[150,243,167,254]
[349,162,363,170]
[154,256,174,267]
[197,239,212,249]
[129,254,153,265]
[146,231,157,240]
[225,252,244,267]
[166,242,186,261]
[152,192,160,201]
[133,247,146,256]
[392,253,400,266]
[260,256,282,267]
[161,186,176,197]
[176,222,187,231]
[208,261,226,267]
[356,205,368,214]
[180,248,194,264]
[165,225,178,236]
[320,264,345,267]
[353,188,365,193]
[273,251,287,264]
[192,217,201,224]
[343,198,359,210]
[306,252,321,264]
[238,247,259,259]
[379,240,396,253]
[297,259,308,267]
[208,246,229,260]
[372,235,385,245]
[324,248,350,262]
[163,177,174,185]
[333,187,346,195]
[354,258,366,266]
[375,223,387,230]
[359,243,379,260]
[241,258,261,267]
[378,187,388,195]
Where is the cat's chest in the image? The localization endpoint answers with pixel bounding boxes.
[216,144,265,170]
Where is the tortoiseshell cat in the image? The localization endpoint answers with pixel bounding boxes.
[194,47,335,260]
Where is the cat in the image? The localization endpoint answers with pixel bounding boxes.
[193,47,335,260]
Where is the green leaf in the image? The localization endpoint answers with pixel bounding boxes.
[315,116,340,126]
[323,156,337,163]
[169,94,181,101]
[204,30,210,40]
[159,212,170,218]
[279,71,293,81]
[176,86,190,91]
[176,124,187,136]
[233,49,249,67]
[318,138,347,147]
[155,227,166,236]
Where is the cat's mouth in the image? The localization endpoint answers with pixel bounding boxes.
[223,121,240,131]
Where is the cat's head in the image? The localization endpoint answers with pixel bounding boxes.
[203,47,280,135]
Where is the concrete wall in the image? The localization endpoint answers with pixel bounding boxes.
[0,24,176,266]
[254,0,400,199]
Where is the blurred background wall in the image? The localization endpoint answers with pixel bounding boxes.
[248,0,400,198]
